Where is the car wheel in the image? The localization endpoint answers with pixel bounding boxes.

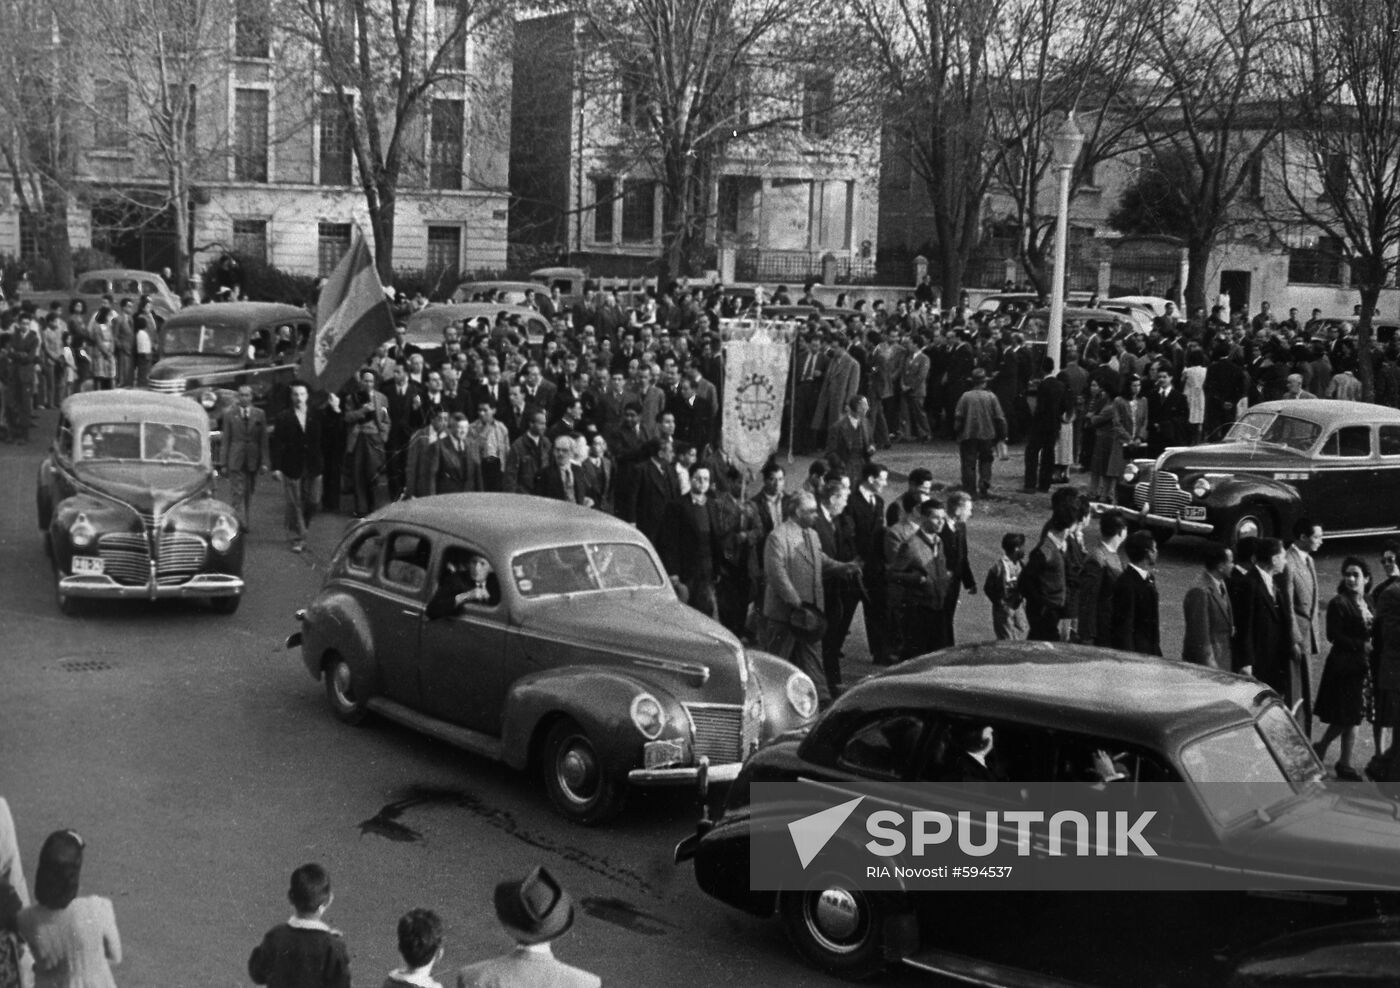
[209,595,241,616]
[54,568,80,617]
[324,655,368,725]
[541,718,626,825]
[779,879,889,979]
[1230,506,1273,544]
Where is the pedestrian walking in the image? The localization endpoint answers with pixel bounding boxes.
[659,463,721,617]
[343,369,391,516]
[248,863,349,988]
[844,462,889,664]
[404,410,452,498]
[220,385,271,531]
[1314,557,1373,781]
[1110,531,1161,656]
[1022,357,1069,493]
[457,866,598,988]
[1284,519,1325,733]
[1182,544,1235,668]
[939,491,977,645]
[953,368,1006,496]
[17,830,121,988]
[269,381,324,553]
[1236,537,1299,706]
[1020,508,1071,641]
[382,909,445,988]
[983,532,1027,640]
[1077,513,1125,647]
[813,478,859,694]
[887,498,951,659]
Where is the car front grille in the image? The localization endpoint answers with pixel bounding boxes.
[155,532,206,585]
[685,703,743,763]
[98,533,151,586]
[1149,470,1190,516]
[148,378,185,395]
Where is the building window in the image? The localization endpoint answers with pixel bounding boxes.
[234,0,270,58]
[434,0,465,70]
[426,226,461,283]
[94,81,129,150]
[620,179,655,243]
[801,70,834,140]
[234,88,269,182]
[619,65,649,130]
[430,98,464,190]
[1288,234,1345,286]
[592,177,615,243]
[318,222,352,277]
[232,219,268,263]
[319,94,353,186]
[19,211,40,260]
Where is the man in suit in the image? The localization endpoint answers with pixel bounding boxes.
[844,462,889,664]
[503,410,551,495]
[658,463,722,616]
[826,395,875,482]
[405,408,451,498]
[1077,514,1125,646]
[432,414,483,493]
[269,381,324,553]
[941,723,1006,784]
[594,371,634,437]
[1023,357,1070,492]
[792,335,827,454]
[1147,365,1190,454]
[1183,544,1236,668]
[888,498,951,659]
[1110,531,1161,655]
[498,383,530,441]
[812,478,860,694]
[219,384,271,530]
[456,866,600,988]
[1284,519,1325,731]
[345,368,392,515]
[811,337,861,446]
[381,362,426,500]
[763,492,861,704]
[621,438,681,547]
[579,434,614,513]
[938,490,977,646]
[1236,537,1298,705]
[667,375,714,452]
[520,361,558,419]
[537,434,589,505]
[1021,508,1070,640]
[426,550,502,618]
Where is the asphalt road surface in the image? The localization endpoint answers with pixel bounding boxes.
[0,413,1372,988]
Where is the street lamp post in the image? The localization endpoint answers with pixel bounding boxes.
[1046,112,1085,375]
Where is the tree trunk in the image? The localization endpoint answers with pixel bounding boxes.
[1184,240,1212,317]
[937,250,967,310]
[368,180,396,285]
[1354,256,1384,402]
[171,171,191,294]
[40,177,73,289]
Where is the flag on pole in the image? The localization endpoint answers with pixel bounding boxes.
[298,226,396,391]
[721,324,794,476]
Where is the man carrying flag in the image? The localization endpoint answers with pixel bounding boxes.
[298,225,397,401]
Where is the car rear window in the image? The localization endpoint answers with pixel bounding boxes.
[344,531,384,573]
[382,533,431,591]
[1320,425,1371,458]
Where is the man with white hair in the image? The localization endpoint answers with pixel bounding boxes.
[1282,373,1316,400]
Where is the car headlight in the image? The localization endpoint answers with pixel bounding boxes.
[629,693,665,739]
[210,514,238,553]
[1122,464,1140,483]
[69,512,97,548]
[786,672,818,719]
[199,391,217,409]
[1192,477,1212,499]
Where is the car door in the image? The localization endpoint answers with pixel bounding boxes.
[1375,425,1400,534]
[1313,424,1375,532]
[416,543,514,735]
[366,529,435,707]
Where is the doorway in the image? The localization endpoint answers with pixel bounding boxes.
[1219,270,1251,317]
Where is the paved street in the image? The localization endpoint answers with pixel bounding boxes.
[0,411,1371,987]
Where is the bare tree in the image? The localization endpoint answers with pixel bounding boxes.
[1271,0,1400,398]
[1139,0,1295,315]
[986,0,1162,296]
[571,0,873,283]
[283,0,516,282]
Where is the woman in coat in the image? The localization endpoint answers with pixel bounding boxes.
[87,310,115,390]
[1104,374,1149,484]
[1084,377,1116,498]
[1314,556,1373,780]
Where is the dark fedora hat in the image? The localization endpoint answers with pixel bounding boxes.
[494,866,574,944]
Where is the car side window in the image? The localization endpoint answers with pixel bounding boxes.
[1319,425,1372,458]
[1381,425,1400,457]
[836,712,928,780]
[918,719,1053,784]
[382,532,432,592]
[344,531,384,575]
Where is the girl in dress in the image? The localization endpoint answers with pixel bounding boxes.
[1314,557,1374,780]
[16,831,120,988]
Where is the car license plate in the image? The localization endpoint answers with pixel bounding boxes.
[71,556,104,575]
[644,739,686,770]
[1180,506,1207,521]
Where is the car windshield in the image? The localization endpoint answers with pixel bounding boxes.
[78,421,205,463]
[1226,411,1321,451]
[159,322,247,357]
[1180,705,1320,826]
[511,542,665,597]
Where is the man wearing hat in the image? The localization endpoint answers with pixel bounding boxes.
[952,367,1007,496]
[457,866,599,988]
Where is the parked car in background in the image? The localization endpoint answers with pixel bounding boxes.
[1108,399,1400,544]
[287,495,819,823]
[449,280,549,306]
[402,303,548,360]
[1107,295,1176,319]
[37,391,244,615]
[1014,307,1138,359]
[677,641,1400,985]
[976,292,1094,324]
[22,268,182,322]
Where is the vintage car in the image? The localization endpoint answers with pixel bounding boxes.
[36,391,245,615]
[676,642,1400,985]
[1110,399,1400,544]
[286,495,819,824]
[403,303,549,358]
[448,280,551,305]
[22,268,182,323]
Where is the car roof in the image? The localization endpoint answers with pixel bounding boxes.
[843,641,1266,750]
[352,493,645,554]
[1247,398,1400,426]
[404,304,546,342]
[162,302,310,326]
[454,281,544,294]
[61,390,211,430]
[78,268,170,284]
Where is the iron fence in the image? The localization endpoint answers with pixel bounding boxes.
[734,249,875,285]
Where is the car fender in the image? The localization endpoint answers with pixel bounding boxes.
[36,459,55,530]
[502,668,676,774]
[1204,475,1301,531]
[300,589,378,687]
[747,649,818,742]
[49,494,131,571]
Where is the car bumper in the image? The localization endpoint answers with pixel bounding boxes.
[1090,503,1214,536]
[628,762,742,786]
[58,572,244,599]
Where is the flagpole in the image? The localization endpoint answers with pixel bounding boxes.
[787,321,796,465]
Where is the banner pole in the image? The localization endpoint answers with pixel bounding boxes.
[787,321,796,465]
